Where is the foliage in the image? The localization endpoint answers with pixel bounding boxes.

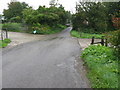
[22,5,70,26]
[31,24,66,34]
[10,16,21,23]
[0,39,11,48]
[22,5,70,34]
[3,1,70,34]
[104,30,120,47]
[73,2,108,32]
[104,2,120,30]
[70,30,103,39]
[2,23,21,32]
[81,45,119,88]
[3,38,11,43]
[3,1,29,22]
[112,17,120,29]
[104,30,120,58]
[72,1,120,33]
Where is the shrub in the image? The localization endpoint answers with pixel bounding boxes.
[0,39,11,48]
[31,23,51,34]
[104,30,120,47]
[104,30,120,58]
[30,23,66,34]
[3,38,11,43]
[10,16,21,23]
[57,24,66,29]
[2,23,21,32]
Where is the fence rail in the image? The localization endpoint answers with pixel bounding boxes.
[91,36,108,47]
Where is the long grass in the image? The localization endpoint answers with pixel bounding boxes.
[81,45,119,88]
[70,30,103,39]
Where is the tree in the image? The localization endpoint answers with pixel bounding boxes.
[23,5,70,26]
[72,1,120,33]
[104,2,120,30]
[3,1,29,22]
[22,4,70,33]
[72,1,120,32]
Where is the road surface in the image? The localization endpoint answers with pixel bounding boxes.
[2,27,90,88]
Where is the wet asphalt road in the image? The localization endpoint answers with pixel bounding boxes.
[2,27,89,88]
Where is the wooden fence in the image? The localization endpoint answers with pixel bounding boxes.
[91,36,108,47]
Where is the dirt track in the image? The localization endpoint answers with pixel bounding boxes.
[6,32,45,48]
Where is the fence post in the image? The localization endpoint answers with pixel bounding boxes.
[105,38,108,47]
[101,36,104,46]
[91,36,94,45]
[1,30,3,41]
[5,28,8,38]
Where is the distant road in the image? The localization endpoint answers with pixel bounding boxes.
[2,27,90,88]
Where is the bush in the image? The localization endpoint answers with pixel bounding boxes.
[3,38,11,43]
[31,23,66,34]
[104,30,120,47]
[81,45,119,88]
[104,30,120,58]
[10,16,21,23]
[57,24,66,29]
[0,39,11,48]
[2,23,21,32]
[0,42,7,48]
[31,23,51,34]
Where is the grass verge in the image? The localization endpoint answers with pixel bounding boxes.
[0,39,11,48]
[70,30,103,39]
[81,45,119,88]
[31,24,66,34]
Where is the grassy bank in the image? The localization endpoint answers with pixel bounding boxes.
[70,30,103,39]
[81,45,118,88]
[0,39,11,48]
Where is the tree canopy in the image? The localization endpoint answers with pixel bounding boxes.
[3,1,30,22]
[22,5,71,26]
[72,1,120,33]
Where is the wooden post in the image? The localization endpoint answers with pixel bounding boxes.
[101,36,104,46]
[91,36,94,45]
[105,38,108,47]
[5,28,8,38]
[1,30,3,41]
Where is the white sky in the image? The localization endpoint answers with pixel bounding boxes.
[0,0,79,14]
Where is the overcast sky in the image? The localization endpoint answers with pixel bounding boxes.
[0,0,79,14]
